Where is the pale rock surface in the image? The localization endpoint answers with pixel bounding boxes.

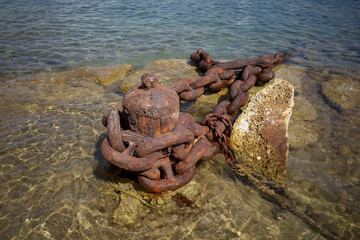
[229,79,294,186]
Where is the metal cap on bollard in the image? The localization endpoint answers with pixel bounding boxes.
[122,73,180,137]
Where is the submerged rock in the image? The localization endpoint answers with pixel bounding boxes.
[288,96,318,149]
[229,79,294,186]
[10,64,134,85]
[119,59,199,93]
[68,65,134,85]
[273,64,321,149]
[321,74,360,111]
[273,64,306,94]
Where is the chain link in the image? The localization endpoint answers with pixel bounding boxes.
[101,49,284,192]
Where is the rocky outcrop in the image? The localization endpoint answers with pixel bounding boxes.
[229,79,294,186]
[119,59,199,93]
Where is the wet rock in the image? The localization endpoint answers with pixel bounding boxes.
[110,175,201,225]
[288,96,318,149]
[181,101,218,123]
[288,120,318,150]
[229,79,294,186]
[185,88,229,121]
[321,74,360,111]
[11,64,134,85]
[109,180,150,225]
[273,64,306,94]
[119,59,199,93]
[196,88,229,104]
[68,65,134,85]
[113,193,148,225]
[291,96,317,122]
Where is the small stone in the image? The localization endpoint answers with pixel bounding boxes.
[229,79,294,186]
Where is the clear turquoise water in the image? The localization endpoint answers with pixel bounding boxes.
[1,1,360,239]
[0,0,359,78]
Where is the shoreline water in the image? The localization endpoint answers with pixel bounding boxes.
[1,0,359,81]
[0,58,359,239]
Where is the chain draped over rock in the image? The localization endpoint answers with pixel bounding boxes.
[101,49,284,192]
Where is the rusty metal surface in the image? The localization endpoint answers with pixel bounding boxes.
[123,73,180,137]
[101,49,285,192]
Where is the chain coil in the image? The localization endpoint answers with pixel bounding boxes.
[101,49,285,192]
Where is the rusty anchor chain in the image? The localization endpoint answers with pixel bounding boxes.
[101,49,285,192]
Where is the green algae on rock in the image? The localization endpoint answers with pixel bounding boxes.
[229,79,294,186]
[119,59,199,93]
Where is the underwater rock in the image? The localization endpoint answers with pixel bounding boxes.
[11,64,134,85]
[321,74,360,111]
[110,180,150,225]
[288,96,318,149]
[68,65,134,85]
[273,64,306,94]
[229,79,294,186]
[273,64,323,149]
[119,59,199,93]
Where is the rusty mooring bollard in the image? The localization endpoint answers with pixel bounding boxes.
[101,73,217,192]
[101,49,285,192]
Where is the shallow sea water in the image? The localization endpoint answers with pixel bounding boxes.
[0,0,359,239]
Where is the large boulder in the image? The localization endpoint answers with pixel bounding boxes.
[119,59,199,93]
[229,79,294,186]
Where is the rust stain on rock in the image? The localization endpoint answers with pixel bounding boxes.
[229,79,294,186]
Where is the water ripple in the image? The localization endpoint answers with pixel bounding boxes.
[0,0,359,79]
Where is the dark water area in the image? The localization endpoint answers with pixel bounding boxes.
[0,0,360,239]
